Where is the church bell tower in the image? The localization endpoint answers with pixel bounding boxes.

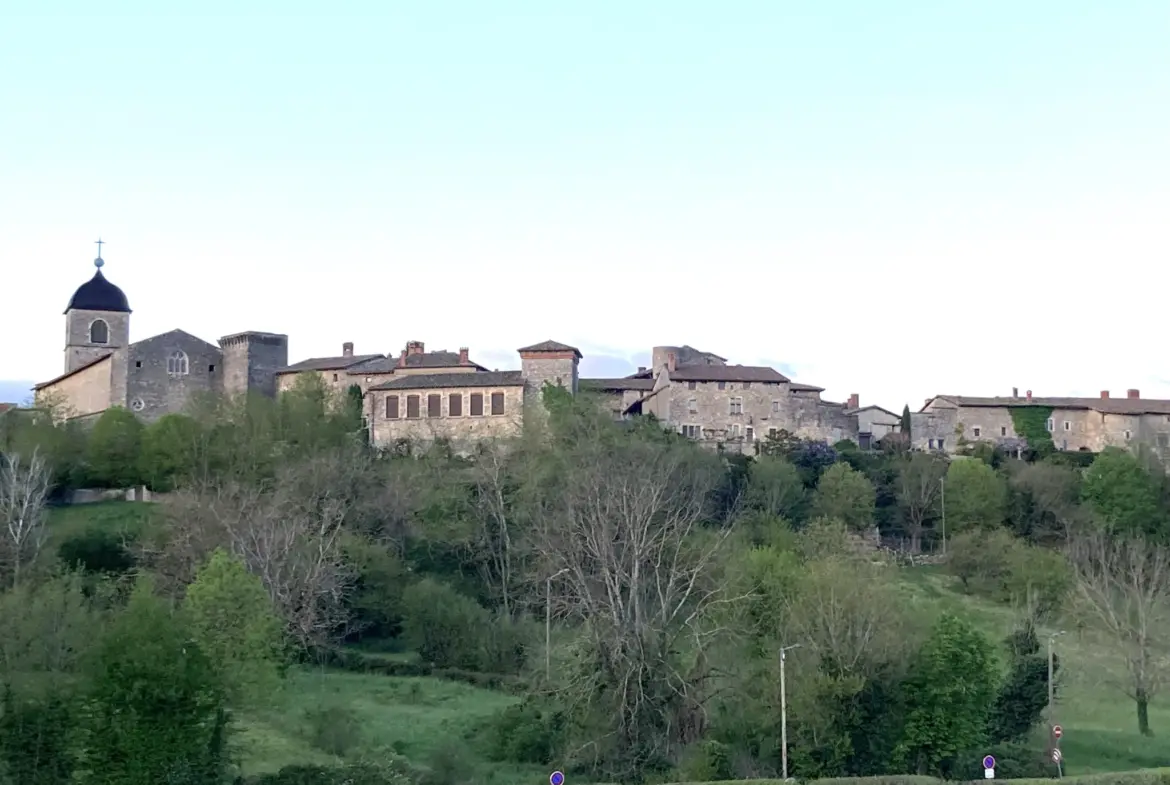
[63,240,131,373]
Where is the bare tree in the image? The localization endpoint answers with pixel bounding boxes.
[535,438,739,776]
[469,441,528,617]
[1068,530,1170,735]
[0,448,53,587]
[896,453,947,553]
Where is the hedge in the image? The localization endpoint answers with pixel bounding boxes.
[667,772,1170,785]
[319,646,530,692]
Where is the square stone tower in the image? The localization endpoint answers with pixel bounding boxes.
[218,331,290,398]
[518,340,582,411]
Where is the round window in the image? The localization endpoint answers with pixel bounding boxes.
[130,398,145,412]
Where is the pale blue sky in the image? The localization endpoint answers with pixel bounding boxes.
[2,2,1168,410]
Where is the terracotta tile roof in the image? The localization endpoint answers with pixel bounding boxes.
[276,354,383,374]
[518,340,582,358]
[581,378,656,391]
[0,403,15,414]
[34,352,113,390]
[790,382,825,392]
[368,370,525,391]
[929,395,1170,416]
[670,365,790,383]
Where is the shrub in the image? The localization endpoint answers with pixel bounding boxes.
[304,705,363,757]
[246,762,413,785]
[57,528,135,575]
[486,699,566,765]
[401,579,490,671]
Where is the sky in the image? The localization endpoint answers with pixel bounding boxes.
[2,2,1168,412]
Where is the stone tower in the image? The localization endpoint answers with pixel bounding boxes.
[63,249,131,373]
[218,331,290,398]
[518,340,581,411]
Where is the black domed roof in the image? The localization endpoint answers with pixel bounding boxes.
[65,266,131,314]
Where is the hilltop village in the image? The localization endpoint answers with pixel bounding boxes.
[29,252,1170,456]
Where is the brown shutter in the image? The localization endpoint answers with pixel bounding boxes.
[470,393,484,416]
[406,395,420,419]
[427,394,441,417]
[490,392,505,415]
[385,395,400,419]
[449,393,463,416]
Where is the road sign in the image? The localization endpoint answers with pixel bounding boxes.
[1053,725,1063,739]
[550,771,565,785]
[1052,749,1063,763]
[983,756,996,769]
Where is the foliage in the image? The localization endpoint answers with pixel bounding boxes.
[1082,448,1169,538]
[138,413,203,491]
[400,578,526,674]
[744,456,806,522]
[0,684,76,785]
[944,458,1008,532]
[987,622,1058,744]
[85,407,144,487]
[1008,406,1055,452]
[901,404,912,439]
[812,462,877,531]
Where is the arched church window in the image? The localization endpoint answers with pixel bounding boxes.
[89,319,109,344]
[167,350,189,376]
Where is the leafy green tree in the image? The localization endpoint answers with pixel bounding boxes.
[944,459,1007,532]
[811,462,876,531]
[85,407,144,488]
[138,413,203,491]
[901,404,912,438]
[0,685,76,785]
[1082,448,1168,537]
[183,548,286,708]
[744,456,805,522]
[987,623,1058,743]
[894,613,998,777]
[78,579,228,785]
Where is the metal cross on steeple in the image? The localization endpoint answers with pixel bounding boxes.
[94,238,105,268]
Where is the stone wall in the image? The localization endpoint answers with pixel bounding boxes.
[37,355,113,418]
[519,353,579,412]
[126,331,222,422]
[369,384,525,449]
[65,308,129,373]
[219,332,288,399]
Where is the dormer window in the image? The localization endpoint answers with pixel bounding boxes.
[89,319,109,344]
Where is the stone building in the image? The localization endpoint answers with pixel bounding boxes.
[33,252,288,421]
[847,399,902,450]
[582,344,859,452]
[912,388,1170,453]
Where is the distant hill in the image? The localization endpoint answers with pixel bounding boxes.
[0,381,33,405]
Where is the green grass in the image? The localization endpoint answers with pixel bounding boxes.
[45,499,159,545]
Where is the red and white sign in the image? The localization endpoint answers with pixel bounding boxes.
[1053,725,1063,739]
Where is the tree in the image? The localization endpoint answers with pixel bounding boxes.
[1068,530,1170,735]
[987,623,1058,744]
[1082,448,1168,538]
[0,448,52,586]
[85,407,144,488]
[944,459,1007,532]
[138,413,203,491]
[894,613,998,776]
[744,456,805,521]
[183,548,286,708]
[1006,461,1084,544]
[78,579,228,785]
[901,405,912,439]
[896,453,947,552]
[811,462,876,531]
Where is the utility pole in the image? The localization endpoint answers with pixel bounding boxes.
[780,644,801,781]
[1048,631,1065,719]
[546,568,569,682]
[940,475,947,555]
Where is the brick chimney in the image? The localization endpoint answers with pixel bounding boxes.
[1101,390,1110,399]
[847,393,860,409]
[397,349,408,368]
[342,342,354,358]
[667,351,677,372]
[1012,387,1019,398]
[638,366,646,374]
[1026,390,1033,402]
[458,347,469,365]
[407,341,425,356]
[1128,388,1140,399]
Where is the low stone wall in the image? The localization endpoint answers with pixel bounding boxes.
[64,486,160,505]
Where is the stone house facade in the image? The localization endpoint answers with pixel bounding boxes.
[912,389,1170,454]
[848,401,902,450]
[582,344,859,452]
[34,253,288,422]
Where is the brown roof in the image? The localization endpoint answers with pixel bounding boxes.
[518,340,582,358]
[368,370,525,391]
[670,364,790,383]
[928,395,1170,416]
[276,354,383,374]
[353,351,487,374]
[581,378,656,391]
[34,352,113,390]
[0,403,15,414]
[790,382,825,392]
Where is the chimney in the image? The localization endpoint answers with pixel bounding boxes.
[667,351,677,372]
[1128,388,1140,399]
[1012,387,1019,398]
[847,393,860,409]
[1101,390,1110,399]
[1026,390,1032,402]
[342,342,354,358]
[397,349,408,368]
[458,347,469,365]
[638,366,646,374]
[407,341,425,356]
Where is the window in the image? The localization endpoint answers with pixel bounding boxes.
[687,398,697,413]
[938,437,945,449]
[208,364,215,372]
[772,400,781,413]
[682,424,701,439]
[1046,418,1055,432]
[449,393,463,417]
[768,428,779,438]
[166,350,189,376]
[743,382,752,390]
[1062,439,1068,450]
[1000,426,1007,437]
[130,397,144,412]
[89,319,109,344]
[1125,430,1132,441]
[471,393,484,416]
[729,397,743,415]
[928,439,936,449]
[333,373,339,382]
[728,423,742,438]
[688,381,697,390]
[406,395,420,419]
[717,381,726,391]
[973,426,981,438]
[427,394,441,417]
[746,426,754,442]
[386,395,400,419]
[491,392,505,415]
[1064,421,1071,431]
[135,360,142,368]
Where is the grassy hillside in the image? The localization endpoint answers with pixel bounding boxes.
[45,501,1170,780]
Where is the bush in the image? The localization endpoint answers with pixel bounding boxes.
[400,578,528,675]
[486,699,566,765]
[246,762,412,785]
[304,705,363,757]
[57,528,135,575]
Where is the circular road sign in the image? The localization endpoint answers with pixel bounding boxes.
[550,771,565,785]
[1053,725,1063,739]
[1052,749,1063,763]
[983,756,996,770]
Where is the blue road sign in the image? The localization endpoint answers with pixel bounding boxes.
[983,756,996,770]
[550,771,565,785]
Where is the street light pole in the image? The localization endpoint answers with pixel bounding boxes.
[1048,631,1065,720]
[780,644,801,781]
[546,568,569,683]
